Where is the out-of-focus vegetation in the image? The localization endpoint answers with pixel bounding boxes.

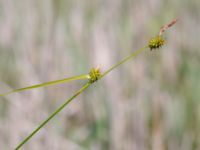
[0,0,200,150]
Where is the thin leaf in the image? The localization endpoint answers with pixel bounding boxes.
[0,74,89,97]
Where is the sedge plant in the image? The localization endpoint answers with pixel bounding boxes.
[0,19,178,150]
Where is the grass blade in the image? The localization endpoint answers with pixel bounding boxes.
[0,74,89,97]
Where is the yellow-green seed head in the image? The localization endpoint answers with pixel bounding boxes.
[148,36,165,50]
[88,67,101,83]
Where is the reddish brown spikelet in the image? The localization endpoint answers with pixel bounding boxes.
[158,19,178,36]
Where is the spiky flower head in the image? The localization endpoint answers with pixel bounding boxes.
[148,36,165,50]
[148,19,177,50]
[88,67,101,83]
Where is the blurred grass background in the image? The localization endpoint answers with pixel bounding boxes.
[0,0,200,149]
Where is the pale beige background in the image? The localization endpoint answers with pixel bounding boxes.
[0,0,200,150]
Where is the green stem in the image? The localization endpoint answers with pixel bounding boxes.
[0,74,89,97]
[15,82,91,150]
[15,45,148,149]
[101,46,148,78]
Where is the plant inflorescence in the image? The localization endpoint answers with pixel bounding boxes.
[0,19,178,150]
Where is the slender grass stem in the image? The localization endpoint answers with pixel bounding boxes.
[14,19,177,149]
[0,74,89,97]
[15,45,148,149]
[101,46,148,78]
[15,82,91,150]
